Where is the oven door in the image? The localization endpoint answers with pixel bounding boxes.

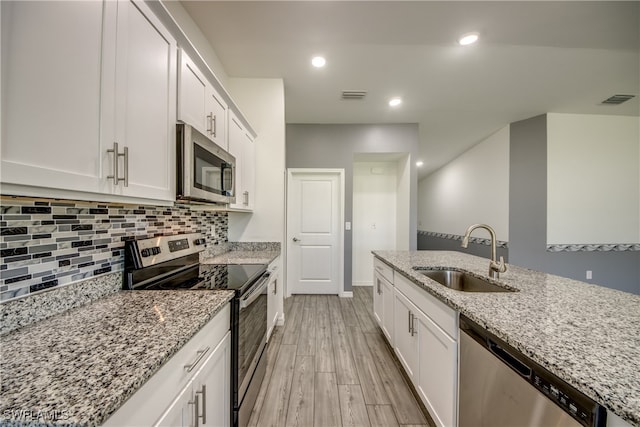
[237,273,268,402]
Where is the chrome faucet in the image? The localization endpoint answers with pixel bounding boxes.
[461,224,507,279]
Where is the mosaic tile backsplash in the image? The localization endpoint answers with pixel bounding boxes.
[0,196,228,302]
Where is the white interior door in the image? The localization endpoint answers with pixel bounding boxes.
[287,169,344,295]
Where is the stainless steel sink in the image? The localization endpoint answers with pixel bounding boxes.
[414,268,517,293]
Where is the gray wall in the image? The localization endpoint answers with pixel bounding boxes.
[509,115,639,294]
[287,124,420,292]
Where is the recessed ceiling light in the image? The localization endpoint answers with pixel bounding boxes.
[416,161,424,167]
[389,97,402,107]
[458,32,479,46]
[311,56,326,68]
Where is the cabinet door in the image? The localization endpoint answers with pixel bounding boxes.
[0,0,109,194]
[373,273,384,325]
[393,289,418,381]
[242,132,255,210]
[111,0,176,201]
[381,277,395,345]
[228,112,244,209]
[192,332,231,427]
[415,310,457,427]
[154,382,191,427]
[267,257,281,340]
[207,89,228,149]
[178,51,209,135]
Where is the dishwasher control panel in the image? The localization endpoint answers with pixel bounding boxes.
[533,373,592,425]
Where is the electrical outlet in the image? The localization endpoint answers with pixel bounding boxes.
[586,270,592,280]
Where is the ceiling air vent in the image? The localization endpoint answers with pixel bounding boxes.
[341,90,367,100]
[600,94,635,105]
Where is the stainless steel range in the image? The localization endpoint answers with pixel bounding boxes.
[124,233,269,427]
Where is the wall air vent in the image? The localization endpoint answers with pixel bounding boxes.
[341,90,367,100]
[600,94,635,105]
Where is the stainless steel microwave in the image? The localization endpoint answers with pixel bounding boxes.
[177,123,236,204]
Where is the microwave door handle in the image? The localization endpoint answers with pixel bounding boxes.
[240,275,269,310]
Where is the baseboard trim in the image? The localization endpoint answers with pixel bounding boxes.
[352,282,374,287]
[276,313,285,326]
[340,291,353,298]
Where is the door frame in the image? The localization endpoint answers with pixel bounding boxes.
[285,168,345,297]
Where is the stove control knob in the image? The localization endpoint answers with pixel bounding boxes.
[151,247,161,255]
[194,238,206,246]
[141,248,151,257]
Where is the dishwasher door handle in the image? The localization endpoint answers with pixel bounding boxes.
[488,339,532,379]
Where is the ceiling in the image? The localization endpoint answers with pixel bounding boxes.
[180,1,640,178]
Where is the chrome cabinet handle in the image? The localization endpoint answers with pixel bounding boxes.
[212,115,217,138]
[184,347,210,372]
[189,394,200,427]
[243,191,249,206]
[410,313,417,336]
[107,142,120,184]
[272,278,277,295]
[107,142,128,186]
[377,279,381,295]
[195,385,206,424]
[122,146,128,187]
[292,237,300,242]
[408,310,412,334]
[206,113,213,134]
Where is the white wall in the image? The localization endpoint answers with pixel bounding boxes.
[418,125,510,241]
[352,161,398,286]
[547,113,640,245]
[226,78,286,243]
[396,155,412,249]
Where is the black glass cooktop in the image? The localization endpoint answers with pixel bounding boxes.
[198,263,266,293]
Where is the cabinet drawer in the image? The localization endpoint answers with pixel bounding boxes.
[394,273,457,340]
[103,303,230,426]
[374,258,394,283]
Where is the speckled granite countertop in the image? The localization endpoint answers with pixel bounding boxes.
[0,290,234,426]
[373,250,640,426]
[201,250,279,265]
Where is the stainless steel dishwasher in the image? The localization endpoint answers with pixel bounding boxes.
[459,316,606,427]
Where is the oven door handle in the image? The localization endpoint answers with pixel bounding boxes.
[240,274,270,310]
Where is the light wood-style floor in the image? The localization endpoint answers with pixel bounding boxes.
[248,286,435,427]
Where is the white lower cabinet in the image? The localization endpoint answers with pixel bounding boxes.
[267,256,282,340]
[375,258,458,427]
[373,272,395,343]
[103,304,230,427]
[156,332,231,427]
[414,306,457,427]
[393,288,420,381]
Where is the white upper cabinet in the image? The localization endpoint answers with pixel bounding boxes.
[1,1,106,194]
[178,50,228,149]
[228,111,255,211]
[110,0,177,201]
[1,0,176,203]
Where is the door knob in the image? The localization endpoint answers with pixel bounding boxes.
[292,237,300,242]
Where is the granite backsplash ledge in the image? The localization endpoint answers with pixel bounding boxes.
[0,196,229,302]
[0,272,122,335]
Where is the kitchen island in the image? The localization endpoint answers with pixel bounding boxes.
[0,289,233,426]
[374,250,640,427]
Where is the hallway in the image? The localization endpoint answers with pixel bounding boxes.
[248,287,434,427]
